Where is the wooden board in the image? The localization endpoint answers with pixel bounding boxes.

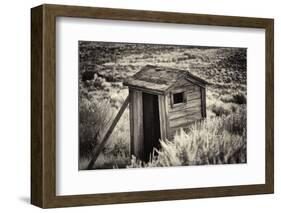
[169,98,201,113]
[129,89,144,159]
[187,92,201,101]
[168,107,201,120]
[169,112,202,128]
[201,87,207,118]
[158,95,168,140]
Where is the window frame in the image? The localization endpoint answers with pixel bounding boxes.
[170,89,187,108]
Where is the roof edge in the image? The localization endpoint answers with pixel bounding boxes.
[123,82,165,95]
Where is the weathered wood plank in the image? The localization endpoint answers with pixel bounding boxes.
[182,98,201,109]
[169,112,202,128]
[158,95,168,140]
[129,89,144,159]
[169,98,201,113]
[166,78,193,92]
[166,93,171,111]
[186,90,201,101]
[168,107,202,120]
[170,84,200,94]
[201,87,207,118]
[129,91,134,155]
[164,94,172,140]
[125,84,164,95]
[86,95,130,169]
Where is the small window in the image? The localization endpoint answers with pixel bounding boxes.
[173,92,184,104]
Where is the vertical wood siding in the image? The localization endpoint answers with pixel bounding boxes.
[158,95,168,140]
[166,85,202,138]
[129,89,144,159]
[201,87,207,118]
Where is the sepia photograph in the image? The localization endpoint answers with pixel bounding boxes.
[78,41,247,170]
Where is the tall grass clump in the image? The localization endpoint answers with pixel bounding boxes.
[93,138,130,169]
[128,107,246,168]
[79,98,113,160]
[93,110,131,169]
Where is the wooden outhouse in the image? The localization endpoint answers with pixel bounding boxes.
[124,65,208,162]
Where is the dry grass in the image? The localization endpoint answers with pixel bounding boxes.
[79,98,113,160]
[79,97,130,170]
[129,107,246,168]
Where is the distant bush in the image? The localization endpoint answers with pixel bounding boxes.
[103,73,120,82]
[183,52,197,59]
[220,94,233,103]
[95,77,106,88]
[85,77,113,91]
[177,56,189,61]
[82,71,96,81]
[128,110,247,168]
[101,82,111,91]
[111,82,123,89]
[225,76,232,83]
[211,104,231,116]
[221,92,246,105]
[232,93,247,104]
[210,99,240,117]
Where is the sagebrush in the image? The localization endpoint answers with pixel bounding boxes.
[129,106,246,168]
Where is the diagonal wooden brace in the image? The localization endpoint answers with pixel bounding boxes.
[86,95,130,169]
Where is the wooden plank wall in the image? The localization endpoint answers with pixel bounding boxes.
[129,89,144,159]
[166,85,202,138]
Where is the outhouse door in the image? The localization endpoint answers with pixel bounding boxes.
[142,93,161,162]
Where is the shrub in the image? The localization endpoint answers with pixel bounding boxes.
[223,106,246,135]
[79,98,113,160]
[221,93,246,105]
[128,111,247,168]
[82,71,96,81]
[232,93,247,104]
[111,82,123,89]
[183,52,197,59]
[220,94,233,103]
[211,102,231,116]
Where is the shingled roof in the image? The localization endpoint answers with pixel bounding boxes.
[123,65,208,93]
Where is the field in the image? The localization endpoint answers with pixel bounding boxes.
[78,41,247,170]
